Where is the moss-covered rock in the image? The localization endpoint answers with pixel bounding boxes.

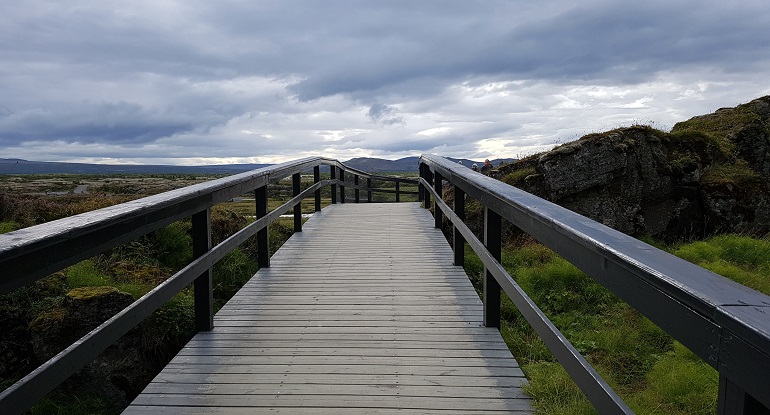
[491,96,770,239]
[28,286,152,408]
[673,96,770,178]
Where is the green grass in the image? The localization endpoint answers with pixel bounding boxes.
[467,232,770,414]
[502,167,537,187]
[672,234,770,293]
[671,104,760,155]
[65,260,112,287]
[31,389,120,415]
[631,342,718,415]
[699,162,763,187]
[0,221,19,233]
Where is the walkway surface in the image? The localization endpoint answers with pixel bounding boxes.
[125,203,532,414]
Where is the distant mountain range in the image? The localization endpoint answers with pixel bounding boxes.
[0,157,516,175]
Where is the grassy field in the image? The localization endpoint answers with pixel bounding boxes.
[462,234,770,415]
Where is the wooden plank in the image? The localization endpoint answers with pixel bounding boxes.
[175,347,515,359]
[166,355,523,368]
[140,384,527,399]
[129,394,533,412]
[148,373,526,387]
[182,340,511,350]
[215,304,483,312]
[126,203,532,413]
[159,363,526,377]
[124,407,530,415]
[210,321,482,328]
[191,326,499,334]
[181,333,504,342]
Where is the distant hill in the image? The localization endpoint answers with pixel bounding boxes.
[0,156,516,175]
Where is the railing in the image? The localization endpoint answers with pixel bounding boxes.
[0,156,418,415]
[419,154,770,415]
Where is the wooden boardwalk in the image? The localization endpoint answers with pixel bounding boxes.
[125,203,532,414]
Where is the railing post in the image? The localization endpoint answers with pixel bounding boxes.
[422,165,432,209]
[453,185,465,267]
[484,207,501,328]
[292,172,302,233]
[192,209,213,332]
[314,165,321,212]
[340,169,346,204]
[396,181,401,202]
[367,178,372,203]
[330,166,337,204]
[255,185,270,268]
[354,175,360,203]
[418,164,424,203]
[719,376,770,415]
[434,172,443,228]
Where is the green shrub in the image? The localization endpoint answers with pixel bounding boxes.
[213,247,258,308]
[140,292,195,367]
[154,221,192,269]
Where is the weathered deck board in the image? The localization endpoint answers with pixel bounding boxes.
[124,203,532,414]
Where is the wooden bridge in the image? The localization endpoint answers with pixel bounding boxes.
[1,155,770,414]
[127,203,531,413]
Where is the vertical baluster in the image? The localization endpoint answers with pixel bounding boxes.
[422,165,431,209]
[354,175,360,203]
[314,165,321,212]
[192,209,213,331]
[418,163,424,203]
[396,181,401,202]
[484,207,501,328]
[340,169,346,204]
[434,172,443,228]
[330,166,337,204]
[453,185,465,267]
[255,185,270,268]
[293,173,302,232]
[367,178,372,203]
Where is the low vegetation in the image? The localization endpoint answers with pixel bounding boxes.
[0,175,302,414]
[2,168,768,414]
[462,233,769,414]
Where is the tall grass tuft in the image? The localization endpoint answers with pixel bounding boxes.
[65,260,112,287]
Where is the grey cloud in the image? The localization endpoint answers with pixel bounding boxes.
[1,0,769,163]
[367,104,405,126]
[0,101,197,145]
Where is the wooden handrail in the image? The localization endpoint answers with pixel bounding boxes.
[419,154,770,414]
[0,157,416,415]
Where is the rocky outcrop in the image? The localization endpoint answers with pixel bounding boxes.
[495,96,770,240]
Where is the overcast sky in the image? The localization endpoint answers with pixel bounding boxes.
[2,1,769,165]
